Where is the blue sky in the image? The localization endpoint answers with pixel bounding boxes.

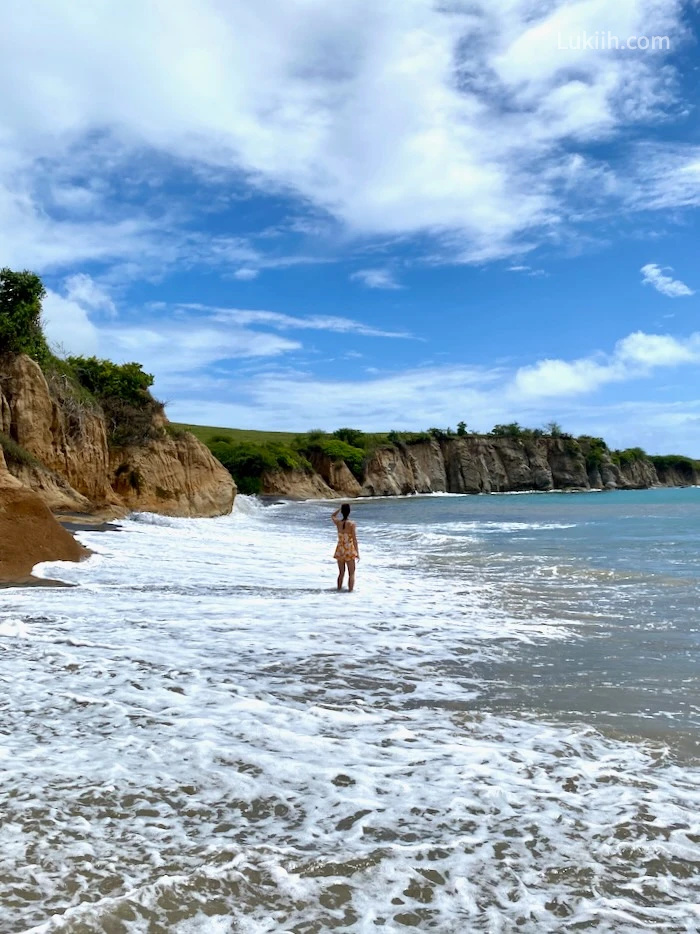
[3,0,700,454]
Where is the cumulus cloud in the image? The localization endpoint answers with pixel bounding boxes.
[42,290,101,357]
[350,269,401,290]
[641,263,695,297]
[510,331,700,400]
[232,268,260,281]
[0,0,693,273]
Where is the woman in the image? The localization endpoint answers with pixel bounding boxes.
[331,503,359,592]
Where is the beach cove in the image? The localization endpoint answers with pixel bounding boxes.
[1,488,699,932]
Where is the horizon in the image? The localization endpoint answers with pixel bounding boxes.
[3,2,700,455]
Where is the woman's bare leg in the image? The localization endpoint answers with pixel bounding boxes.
[337,560,346,590]
[347,559,356,592]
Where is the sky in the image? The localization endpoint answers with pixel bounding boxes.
[3,0,700,455]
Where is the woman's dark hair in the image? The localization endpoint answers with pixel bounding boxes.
[340,503,351,519]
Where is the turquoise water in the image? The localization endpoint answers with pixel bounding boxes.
[311,488,700,754]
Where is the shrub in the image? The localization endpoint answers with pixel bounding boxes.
[578,436,609,471]
[650,454,700,479]
[456,421,467,436]
[67,356,154,405]
[66,356,161,448]
[0,431,40,468]
[209,440,312,494]
[0,268,50,362]
[491,422,524,438]
[545,421,563,438]
[611,447,648,467]
[302,437,366,481]
[333,427,365,447]
[427,427,451,440]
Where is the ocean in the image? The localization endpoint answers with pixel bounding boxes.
[1,488,699,932]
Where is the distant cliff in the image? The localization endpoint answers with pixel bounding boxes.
[255,435,698,499]
[0,353,235,518]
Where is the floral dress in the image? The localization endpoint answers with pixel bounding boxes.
[334,521,358,561]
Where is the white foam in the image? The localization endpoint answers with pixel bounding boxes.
[1,497,698,932]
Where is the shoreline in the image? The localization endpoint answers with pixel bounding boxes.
[0,505,120,590]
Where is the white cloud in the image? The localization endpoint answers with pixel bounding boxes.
[616,331,700,366]
[232,268,260,281]
[641,263,694,297]
[63,273,117,316]
[0,0,692,272]
[42,290,100,357]
[510,330,700,400]
[351,268,401,290]
[160,327,700,459]
[507,264,547,278]
[181,304,414,338]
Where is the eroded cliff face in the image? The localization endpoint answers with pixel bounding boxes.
[262,434,697,500]
[261,468,340,500]
[308,451,362,497]
[109,432,236,517]
[0,354,235,517]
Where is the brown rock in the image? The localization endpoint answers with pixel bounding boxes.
[108,431,235,517]
[0,354,235,517]
[0,449,89,583]
[308,451,362,497]
[261,468,339,499]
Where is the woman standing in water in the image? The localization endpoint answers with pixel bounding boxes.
[331,504,359,592]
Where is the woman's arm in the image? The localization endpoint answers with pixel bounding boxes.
[331,507,341,523]
[352,524,360,559]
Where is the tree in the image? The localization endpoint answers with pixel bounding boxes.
[491,422,523,438]
[0,268,49,361]
[457,421,467,436]
[545,421,563,437]
[333,427,364,447]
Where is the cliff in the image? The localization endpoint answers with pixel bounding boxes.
[0,354,236,519]
[257,435,698,499]
[0,448,89,583]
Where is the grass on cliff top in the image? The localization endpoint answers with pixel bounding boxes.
[171,424,426,448]
[173,424,301,446]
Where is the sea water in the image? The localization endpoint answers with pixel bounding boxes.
[1,488,699,932]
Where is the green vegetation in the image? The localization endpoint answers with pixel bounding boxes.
[175,424,299,447]
[169,416,700,495]
[208,439,312,494]
[302,436,365,481]
[66,356,154,406]
[490,422,524,438]
[578,436,609,472]
[64,356,162,448]
[650,454,700,480]
[488,422,575,441]
[0,269,50,363]
[611,447,647,468]
[1,268,163,450]
[0,431,41,468]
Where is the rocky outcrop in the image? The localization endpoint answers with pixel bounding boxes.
[0,354,235,517]
[0,354,114,504]
[0,449,89,583]
[261,468,340,500]
[308,451,362,497]
[361,444,433,496]
[109,431,236,517]
[262,434,697,500]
